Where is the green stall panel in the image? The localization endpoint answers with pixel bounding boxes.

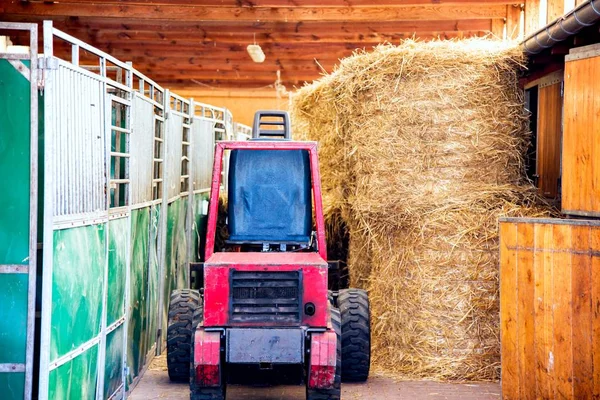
[146,205,160,351]
[0,54,36,400]
[107,218,128,325]
[0,373,25,399]
[103,326,124,399]
[48,343,98,400]
[0,58,31,265]
[51,224,105,361]
[127,207,150,383]
[161,198,189,338]
[0,274,28,364]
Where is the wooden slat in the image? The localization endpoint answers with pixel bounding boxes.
[491,18,504,39]
[571,225,592,399]
[533,223,554,399]
[552,223,574,399]
[516,223,535,400]
[592,227,600,398]
[505,4,522,40]
[537,80,562,199]
[35,0,520,4]
[547,0,565,23]
[0,3,509,21]
[80,27,491,44]
[563,55,600,216]
[500,222,519,399]
[0,16,508,34]
[524,0,540,36]
[502,220,600,399]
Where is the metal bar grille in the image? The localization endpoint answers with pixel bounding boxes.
[230,271,302,324]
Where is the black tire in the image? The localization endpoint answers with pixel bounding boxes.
[190,382,226,400]
[338,288,371,382]
[189,308,226,400]
[167,289,201,382]
[306,307,341,400]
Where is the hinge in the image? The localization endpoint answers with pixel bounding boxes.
[560,81,564,97]
[39,57,58,71]
[38,57,59,91]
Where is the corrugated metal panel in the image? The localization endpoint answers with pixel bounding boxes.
[130,94,155,205]
[191,119,215,192]
[50,62,105,218]
[165,114,184,200]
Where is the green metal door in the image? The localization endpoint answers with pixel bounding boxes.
[0,22,39,400]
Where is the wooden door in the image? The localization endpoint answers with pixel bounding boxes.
[562,45,600,216]
[537,75,562,199]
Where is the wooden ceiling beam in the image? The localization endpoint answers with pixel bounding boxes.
[2,3,507,22]
[74,28,490,44]
[10,16,495,34]
[38,0,520,5]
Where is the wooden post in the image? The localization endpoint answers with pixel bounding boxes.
[491,18,505,39]
[547,0,564,23]
[525,0,540,36]
[506,4,522,40]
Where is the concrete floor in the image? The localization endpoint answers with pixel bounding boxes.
[130,355,501,400]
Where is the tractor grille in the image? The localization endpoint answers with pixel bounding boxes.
[230,270,302,324]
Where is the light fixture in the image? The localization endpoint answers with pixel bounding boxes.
[247,34,265,63]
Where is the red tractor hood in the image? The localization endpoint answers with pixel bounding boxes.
[205,252,328,266]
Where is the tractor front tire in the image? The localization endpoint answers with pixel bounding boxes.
[167,289,201,382]
[338,288,371,382]
[306,307,341,400]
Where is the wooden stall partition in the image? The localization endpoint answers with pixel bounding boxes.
[500,218,600,400]
[563,45,600,217]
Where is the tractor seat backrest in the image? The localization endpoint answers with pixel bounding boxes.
[227,148,312,244]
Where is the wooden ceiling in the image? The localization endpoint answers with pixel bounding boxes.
[1,1,516,89]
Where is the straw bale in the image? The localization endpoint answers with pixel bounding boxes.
[291,39,554,381]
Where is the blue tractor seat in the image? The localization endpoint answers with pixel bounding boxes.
[227,111,312,245]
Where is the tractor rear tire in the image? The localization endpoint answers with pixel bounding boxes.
[167,289,201,383]
[306,307,341,400]
[338,288,371,382]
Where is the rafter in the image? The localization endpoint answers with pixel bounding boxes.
[2,3,507,22]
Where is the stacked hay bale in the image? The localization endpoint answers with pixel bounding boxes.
[291,39,551,381]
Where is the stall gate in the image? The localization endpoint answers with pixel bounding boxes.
[0,21,250,400]
[0,23,38,400]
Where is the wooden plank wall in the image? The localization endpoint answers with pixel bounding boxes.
[537,77,562,199]
[500,218,600,399]
[562,50,600,216]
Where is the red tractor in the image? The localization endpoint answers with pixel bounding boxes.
[166,111,371,400]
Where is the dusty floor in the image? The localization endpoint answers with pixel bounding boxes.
[130,355,501,400]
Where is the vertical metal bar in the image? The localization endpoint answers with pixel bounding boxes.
[95,53,112,400]
[155,89,170,354]
[39,20,55,400]
[186,100,195,280]
[71,44,79,66]
[25,22,39,400]
[121,61,134,398]
[204,143,224,261]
